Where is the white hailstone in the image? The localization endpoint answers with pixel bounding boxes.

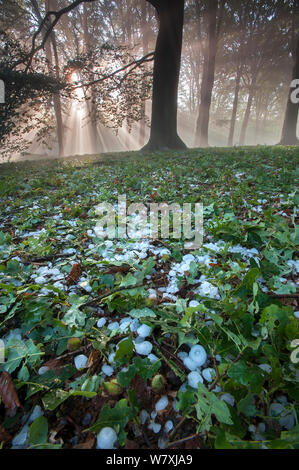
[135,341,153,356]
[158,437,167,449]
[220,393,235,407]
[258,423,266,433]
[97,427,118,449]
[148,289,157,300]
[189,345,207,367]
[11,424,29,449]
[97,318,107,328]
[215,354,222,362]
[102,364,114,377]
[129,318,140,332]
[38,366,50,376]
[155,396,168,412]
[28,405,43,424]
[140,410,149,425]
[202,368,215,383]
[189,300,200,308]
[212,385,222,393]
[164,420,174,433]
[107,322,119,331]
[74,354,88,370]
[248,424,256,433]
[137,324,152,338]
[183,356,198,371]
[108,352,116,364]
[258,364,272,374]
[148,422,161,434]
[151,411,158,420]
[148,353,159,364]
[177,351,188,361]
[294,311,299,319]
[269,403,285,417]
[188,371,203,389]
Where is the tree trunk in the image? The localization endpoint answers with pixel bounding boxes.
[31,0,64,156]
[139,1,150,147]
[227,66,241,147]
[280,36,299,145]
[142,0,186,151]
[239,73,257,146]
[194,0,219,147]
[83,2,100,154]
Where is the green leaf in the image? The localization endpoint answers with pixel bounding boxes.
[28,416,48,446]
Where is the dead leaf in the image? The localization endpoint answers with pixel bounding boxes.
[66,263,82,286]
[0,424,11,443]
[73,436,95,449]
[0,372,22,411]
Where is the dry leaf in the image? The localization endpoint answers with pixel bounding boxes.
[66,263,82,286]
[0,372,22,411]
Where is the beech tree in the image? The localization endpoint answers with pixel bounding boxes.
[142,0,186,151]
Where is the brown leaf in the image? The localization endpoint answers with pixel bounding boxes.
[0,372,22,410]
[104,265,130,275]
[66,263,82,286]
[0,424,11,443]
[73,436,95,449]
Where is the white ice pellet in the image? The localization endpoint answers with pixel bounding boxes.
[129,318,140,332]
[38,366,50,376]
[140,410,149,425]
[107,322,119,331]
[28,405,43,424]
[97,427,118,449]
[108,352,116,364]
[148,353,159,364]
[294,311,299,319]
[164,420,174,433]
[155,396,168,412]
[178,351,188,360]
[189,300,200,308]
[97,318,107,328]
[74,354,88,370]
[183,356,198,371]
[220,393,235,407]
[258,364,272,374]
[188,371,203,389]
[202,368,215,383]
[11,424,29,449]
[101,364,114,376]
[189,345,207,367]
[148,422,161,434]
[135,341,153,356]
[137,324,152,338]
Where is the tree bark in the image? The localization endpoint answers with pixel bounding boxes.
[139,1,150,147]
[142,0,186,151]
[30,0,64,156]
[83,2,100,154]
[280,35,299,145]
[239,72,257,146]
[194,0,220,148]
[227,66,242,147]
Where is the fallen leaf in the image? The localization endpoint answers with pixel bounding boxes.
[0,372,22,411]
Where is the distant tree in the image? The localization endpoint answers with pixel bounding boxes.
[143,0,186,151]
[280,36,299,145]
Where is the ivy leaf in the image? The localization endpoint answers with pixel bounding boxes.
[63,295,88,328]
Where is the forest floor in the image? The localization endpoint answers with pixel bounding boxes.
[0,146,298,449]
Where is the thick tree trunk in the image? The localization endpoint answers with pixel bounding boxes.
[239,73,257,146]
[280,36,299,145]
[227,66,241,147]
[194,0,218,147]
[142,0,186,151]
